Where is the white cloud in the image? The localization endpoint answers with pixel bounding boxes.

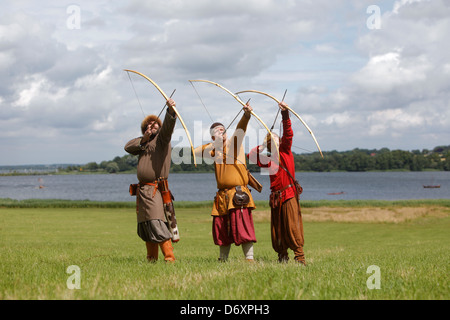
[318,0,450,148]
[392,0,430,14]
[323,112,356,128]
[314,44,339,54]
[74,65,113,89]
[367,108,422,136]
[351,50,431,94]
[0,0,449,165]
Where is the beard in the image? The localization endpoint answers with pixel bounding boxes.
[149,128,160,140]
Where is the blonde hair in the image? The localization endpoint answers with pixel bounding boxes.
[264,132,279,147]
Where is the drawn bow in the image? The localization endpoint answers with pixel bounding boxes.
[125,69,197,166]
[235,90,324,158]
[189,80,279,160]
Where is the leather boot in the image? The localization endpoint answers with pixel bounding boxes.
[146,242,159,262]
[159,240,175,262]
[278,253,289,263]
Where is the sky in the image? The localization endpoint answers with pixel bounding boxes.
[1,0,449,166]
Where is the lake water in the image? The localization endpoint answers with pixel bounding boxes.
[0,171,448,202]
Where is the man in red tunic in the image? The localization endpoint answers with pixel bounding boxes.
[248,101,305,265]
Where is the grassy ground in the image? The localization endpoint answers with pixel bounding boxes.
[0,199,449,300]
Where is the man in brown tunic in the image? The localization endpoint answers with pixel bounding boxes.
[124,98,177,262]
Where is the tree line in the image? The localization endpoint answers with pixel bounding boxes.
[64,145,450,173]
[294,146,450,172]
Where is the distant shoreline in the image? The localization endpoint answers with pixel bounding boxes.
[2,145,449,174]
[1,198,449,209]
[1,168,446,176]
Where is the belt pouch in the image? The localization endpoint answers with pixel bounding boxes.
[269,191,281,209]
[129,184,138,196]
[232,186,250,207]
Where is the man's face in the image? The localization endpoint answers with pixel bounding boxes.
[211,125,227,142]
[266,135,280,152]
[146,121,160,135]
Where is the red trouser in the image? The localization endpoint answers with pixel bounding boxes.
[212,207,257,246]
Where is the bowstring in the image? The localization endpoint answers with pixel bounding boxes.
[225,97,251,132]
[157,89,176,119]
[126,69,176,132]
[126,71,146,117]
[225,109,243,131]
[148,89,176,132]
[268,89,313,155]
[189,81,214,123]
[292,145,315,154]
[270,89,287,132]
[190,82,254,135]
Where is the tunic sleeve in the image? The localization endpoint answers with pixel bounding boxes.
[124,137,144,155]
[157,109,177,146]
[280,110,293,152]
[247,145,271,168]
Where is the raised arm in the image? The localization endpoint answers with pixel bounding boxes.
[279,102,293,152]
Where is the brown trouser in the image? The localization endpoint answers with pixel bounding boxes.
[271,196,305,262]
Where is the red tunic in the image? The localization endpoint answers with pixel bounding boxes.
[248,110,296,202]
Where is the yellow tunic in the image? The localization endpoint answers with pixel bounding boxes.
[195,113,256,216]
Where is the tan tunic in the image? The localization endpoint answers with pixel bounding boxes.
[195,113,256,216]
[124,111,176,223]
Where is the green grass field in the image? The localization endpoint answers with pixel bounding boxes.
[0,199,448,300]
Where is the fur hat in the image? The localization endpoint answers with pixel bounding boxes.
[141,115,162,135]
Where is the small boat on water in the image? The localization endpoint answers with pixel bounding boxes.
[327,191,346,195]
[423,177,440,188]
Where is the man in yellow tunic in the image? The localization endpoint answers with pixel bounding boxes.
[195,104,257,262]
